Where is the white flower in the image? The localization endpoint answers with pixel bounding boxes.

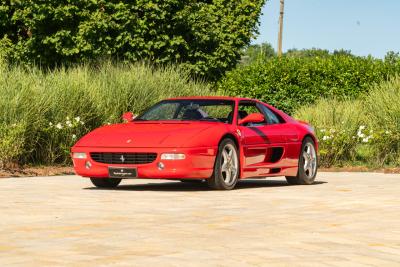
[359,125,366,130]
[362,137,369,143]
[56,123,62,129]
[357,131,365,138]
[74,117,80,122]
[352,136,356,139]
[49,122,53,127]
[320,129,326,132]
[385,130,390,134]
[322,136,329,141]
[66,120,72,127]
[11,123,16,127]
[72,134,77,140]
[330,129,336,133]
[66,116,70,121]
[80,121,84,125]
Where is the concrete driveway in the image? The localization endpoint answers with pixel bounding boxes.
[0,172,399,266]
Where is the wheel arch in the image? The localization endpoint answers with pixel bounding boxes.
[219,133,240,148]
[302,133,318,151]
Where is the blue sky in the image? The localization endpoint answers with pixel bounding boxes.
[254,0,400,58]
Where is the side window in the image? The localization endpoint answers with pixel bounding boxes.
[258,104,283,124]
[238,101,267,125]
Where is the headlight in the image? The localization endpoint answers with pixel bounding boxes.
[160,153,186,160]
[72,152,87,159]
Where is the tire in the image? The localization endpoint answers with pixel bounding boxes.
[286,136,318,185]
[207,138,240,190]
[90,177,121,188]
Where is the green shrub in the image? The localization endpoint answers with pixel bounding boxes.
[294,77,400,167]
[0,60,214,166]
[217,54,400,114]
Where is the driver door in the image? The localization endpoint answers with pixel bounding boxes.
[238,101,287,177]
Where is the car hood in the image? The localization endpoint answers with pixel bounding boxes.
[74,122,223,148]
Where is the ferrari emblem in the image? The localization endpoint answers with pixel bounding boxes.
[120,155,125,163]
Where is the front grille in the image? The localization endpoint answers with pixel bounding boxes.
[90,152,157,164]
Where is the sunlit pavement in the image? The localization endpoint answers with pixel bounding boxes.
[0,172,399,266]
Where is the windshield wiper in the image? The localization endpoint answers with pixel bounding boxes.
[199,117,220,122]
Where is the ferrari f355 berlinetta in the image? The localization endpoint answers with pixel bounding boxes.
[72,97,317,190]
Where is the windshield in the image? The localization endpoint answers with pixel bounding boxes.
[135,99,235,123]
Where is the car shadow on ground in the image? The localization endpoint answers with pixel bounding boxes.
[84,179,327,192]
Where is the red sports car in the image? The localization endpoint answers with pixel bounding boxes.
[71,97,318,190]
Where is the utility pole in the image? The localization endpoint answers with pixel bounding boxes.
[277,0,284,57]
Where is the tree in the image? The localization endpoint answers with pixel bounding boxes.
[240,42,275,65]
[285,48,330,58]
[0,0,265,81]
[384,51,400,65]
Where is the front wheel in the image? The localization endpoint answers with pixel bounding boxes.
[90,178,121,188]
[207,138,240,190]
[286,137,318,185]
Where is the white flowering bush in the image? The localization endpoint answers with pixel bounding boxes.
[316,124,399,167]
[40,117,87,164]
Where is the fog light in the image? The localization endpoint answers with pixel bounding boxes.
[85,161,92,169]
[73,152,87,159]
[160,153,186,160]
[157,162,165,170]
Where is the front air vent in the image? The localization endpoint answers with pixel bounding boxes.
[90,152,157,165]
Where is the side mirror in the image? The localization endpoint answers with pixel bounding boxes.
[122,112,135,122]
[238,113,265,125]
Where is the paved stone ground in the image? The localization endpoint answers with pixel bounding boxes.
[0,172,399,266]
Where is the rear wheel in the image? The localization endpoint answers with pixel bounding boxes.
[207,138,239,190]
[286,137,317,185]
[90,178,121,188]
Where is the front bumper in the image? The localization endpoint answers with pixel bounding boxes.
[71,146,217,179]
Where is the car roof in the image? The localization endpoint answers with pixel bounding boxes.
[166,96,255,101]
[162,96,294,122]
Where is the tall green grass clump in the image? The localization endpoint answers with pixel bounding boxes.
[295,76,400,167]
[0,59,214,167]
[363,77,400,165]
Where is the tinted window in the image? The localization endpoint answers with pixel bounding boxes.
[238,101,267,125]
[258,104,283,124]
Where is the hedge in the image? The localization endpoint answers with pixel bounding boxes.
[217,54,400,114]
